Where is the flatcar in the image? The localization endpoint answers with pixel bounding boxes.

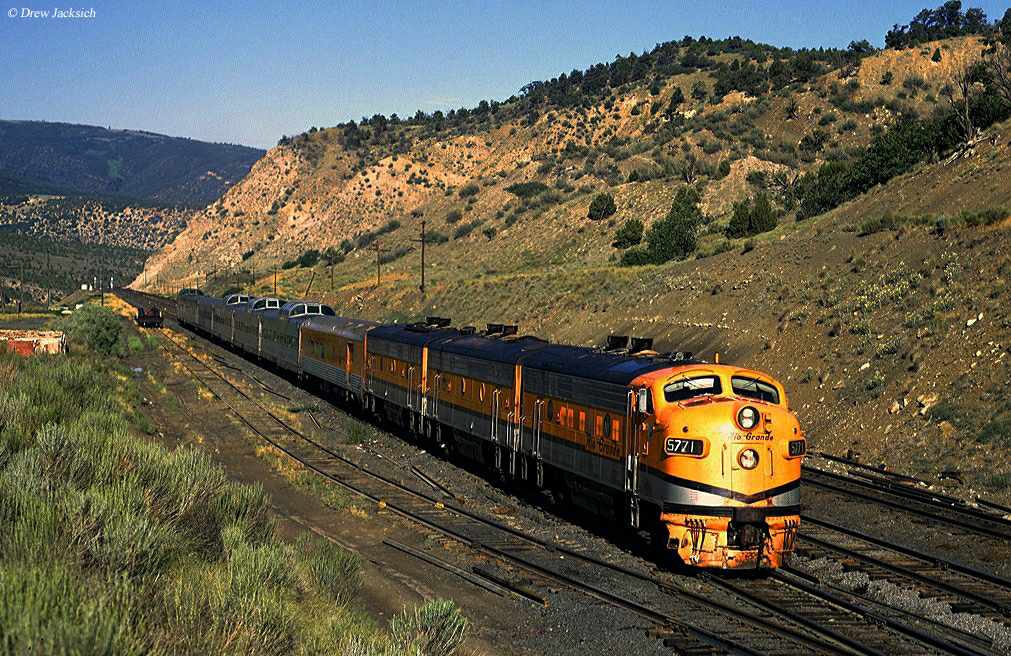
[178,292,805,569]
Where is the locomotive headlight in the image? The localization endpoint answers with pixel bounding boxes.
[739,448,759,470]
[737,406,759,430]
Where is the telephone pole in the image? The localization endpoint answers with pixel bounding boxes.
[273,267,277,296]
[374,241,381,287]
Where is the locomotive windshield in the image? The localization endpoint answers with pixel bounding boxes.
[731,376,780,404]
[664,376,722,402]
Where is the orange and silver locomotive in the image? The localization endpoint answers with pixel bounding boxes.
[177,291,805,568]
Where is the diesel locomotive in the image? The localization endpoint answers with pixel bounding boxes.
[176,293,805,568]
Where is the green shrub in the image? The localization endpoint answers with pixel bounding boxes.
[726,192,776,238]
[379,220,401,236]
[59,304,124,357]
[388,599,469,656]
[457,183,480,198]
[962,206,1007,227]
[619,247,654,266]
[619,186,700,266]
[927,400,960,425]
[976,419,1011,445]
[297,533,361,603]
[799,129,829,153]
[452,220,482,239]
[127,335,145,354]
[379,247,410,264]
[322,247,345,265]
[296,249,321,268]
[612,218,644,248]
[445,209,463,224]
[838,119,858,133]
[504,181,549,198]
[587,192,617,221]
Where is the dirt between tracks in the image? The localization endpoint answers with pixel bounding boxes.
[116,312,668,656]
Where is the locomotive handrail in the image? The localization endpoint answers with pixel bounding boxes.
[533,399,543,458]
[491,389,501,444]
[432,373,441,419]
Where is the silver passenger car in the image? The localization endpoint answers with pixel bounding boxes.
[231,296,285,357]
[259,300,336,373]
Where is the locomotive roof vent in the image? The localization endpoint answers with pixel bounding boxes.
[460,326,476,334]
[605,335,629,351]
[501,325,518,337]
[629,337,654,355]
[485,323,504,336]
[426,316,451,327]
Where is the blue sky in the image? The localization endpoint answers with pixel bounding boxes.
[2,1,1008,149]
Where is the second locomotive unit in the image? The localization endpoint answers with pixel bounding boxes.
[177,293,805,568]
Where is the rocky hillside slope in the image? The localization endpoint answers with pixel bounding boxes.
[142,36,986,279]
[0,196,191,251]
[138,32,1011,498]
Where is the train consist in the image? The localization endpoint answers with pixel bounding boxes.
[175,291,805,568]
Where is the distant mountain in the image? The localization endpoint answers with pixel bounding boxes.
[0,120,265,205]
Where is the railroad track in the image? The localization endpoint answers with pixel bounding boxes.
[802,466,1011,542]
[707,571,989,656]
[120,289,1004,655]
[798,516,1011,619]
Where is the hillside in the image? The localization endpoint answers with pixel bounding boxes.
[138,29,1011,497]
[0,120,264,205]
[0,195,191,251]
[0,230,148,306]
[142,35,990,281]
